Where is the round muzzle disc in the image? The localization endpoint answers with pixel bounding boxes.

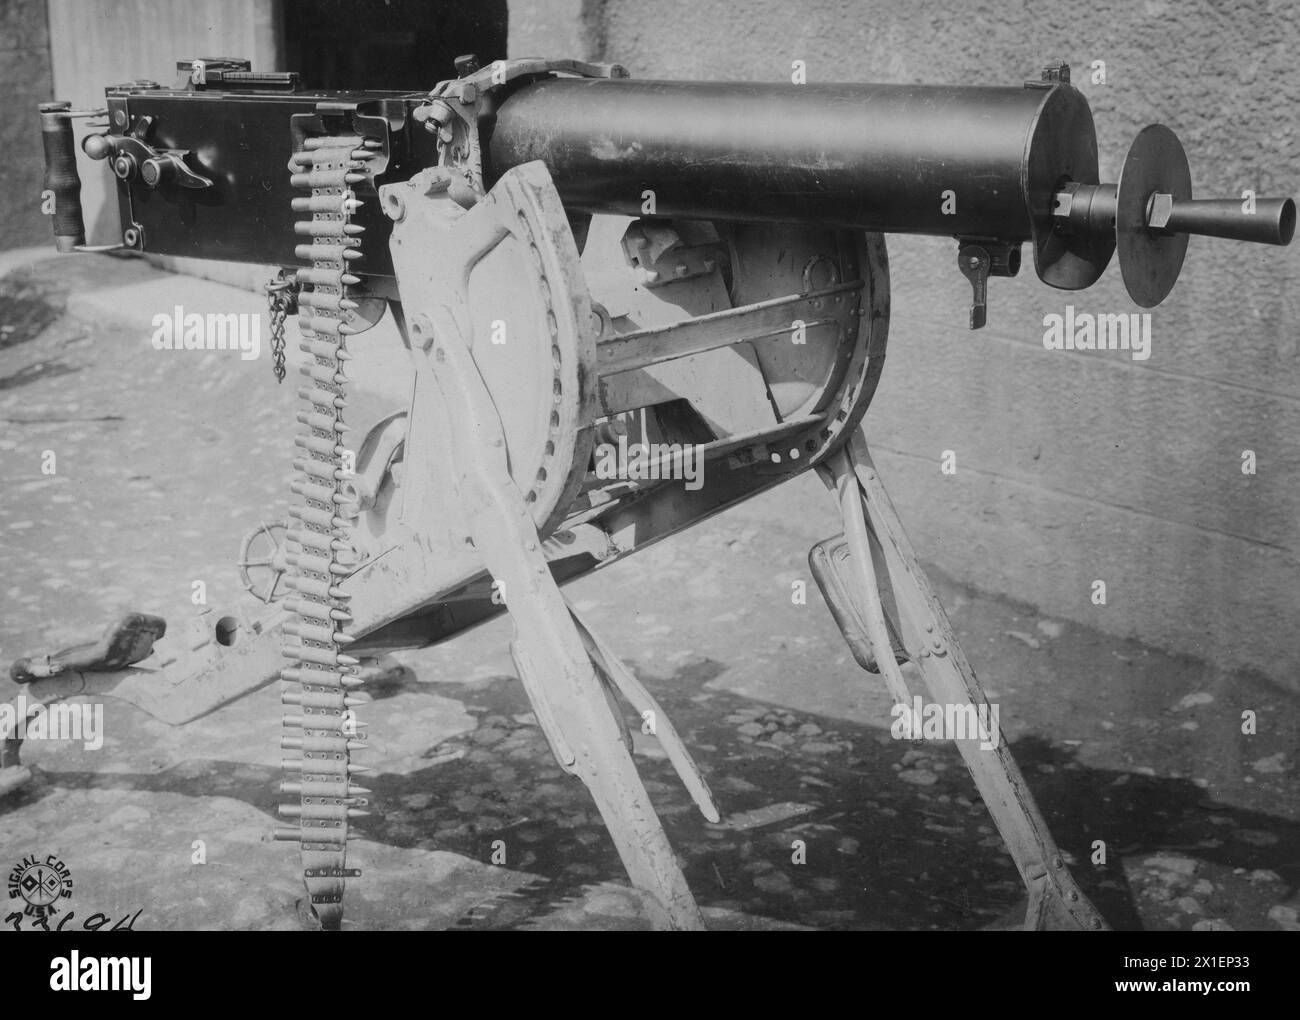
[1116,124,1192,307]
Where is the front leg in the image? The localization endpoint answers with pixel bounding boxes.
[425,312,704,930]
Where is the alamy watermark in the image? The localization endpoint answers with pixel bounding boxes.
[1043,306,1151,361]
[891,697,1001,750]
[150,305,261,361]
[593,435,705,491]
[0,697,103,752]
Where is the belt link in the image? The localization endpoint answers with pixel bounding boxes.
[271,131,380,930]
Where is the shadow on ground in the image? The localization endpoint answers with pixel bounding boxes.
[5,656,1297,931]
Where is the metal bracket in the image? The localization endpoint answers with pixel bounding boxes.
[413,57,630,201]
[82,115,212,190]
[1024,60,1071,90]
[621,220,724,288]
[432,55,629,103]
[956,239,1021,330]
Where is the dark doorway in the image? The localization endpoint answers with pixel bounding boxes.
[282,0,509,91]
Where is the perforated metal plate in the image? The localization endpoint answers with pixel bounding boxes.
[383,161,597,535]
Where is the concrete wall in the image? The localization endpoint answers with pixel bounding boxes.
[510,0,1300,688]
[1,0,56,250]
[509,0,599,60]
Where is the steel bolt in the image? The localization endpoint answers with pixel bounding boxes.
[1146,192,1175,231]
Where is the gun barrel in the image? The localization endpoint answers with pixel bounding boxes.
[1162,197,1295,246]
[486,77,1098,243]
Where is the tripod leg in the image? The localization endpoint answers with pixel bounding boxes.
[566,599,721,823]
[428,322,704,930]
[821,428,1108,930]
[824,449,918,731]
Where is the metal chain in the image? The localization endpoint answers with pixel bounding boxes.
[265,274,297,384]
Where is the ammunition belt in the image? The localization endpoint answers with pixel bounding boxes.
[272,133,381,930]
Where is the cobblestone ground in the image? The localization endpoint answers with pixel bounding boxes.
[1,251,1296,931]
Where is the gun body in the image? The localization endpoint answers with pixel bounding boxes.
[96,87,427,290]
[74,62,1292,315]
[92,74,1099,290]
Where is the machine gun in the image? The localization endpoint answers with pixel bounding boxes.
[11,54,1294,930]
